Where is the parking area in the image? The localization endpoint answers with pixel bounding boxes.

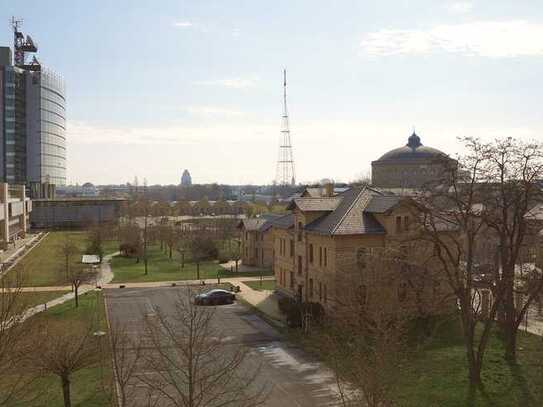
[105,285,340,406]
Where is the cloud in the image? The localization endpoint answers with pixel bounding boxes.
[193,76,259,89]
[173,21,193,28]
[446,2,473,14]
[361,20,543,57]
[185,106,246,117]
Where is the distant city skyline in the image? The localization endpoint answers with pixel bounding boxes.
[1,0,542,185]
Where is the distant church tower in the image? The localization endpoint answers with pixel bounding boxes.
[181,169,192,186]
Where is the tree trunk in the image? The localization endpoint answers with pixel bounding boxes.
[504,324,517,362]
[197,263,200,280]
[169,246,172,259]
[61,375,71,407]
[74,284,79,308]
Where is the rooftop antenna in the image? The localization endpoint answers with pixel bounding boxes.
[275,69,296,186]
[11,16,40,70]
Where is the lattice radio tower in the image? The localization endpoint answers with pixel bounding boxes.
[275,69,296,186]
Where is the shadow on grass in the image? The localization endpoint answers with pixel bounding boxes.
[507,360,536,406]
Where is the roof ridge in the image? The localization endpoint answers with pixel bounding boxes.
[330,187,368,235]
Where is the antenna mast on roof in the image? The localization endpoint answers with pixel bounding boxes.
[11,16,40,71]
[275,69,296,186]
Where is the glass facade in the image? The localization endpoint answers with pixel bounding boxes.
[26,68,66,186]
[38,69,66,185]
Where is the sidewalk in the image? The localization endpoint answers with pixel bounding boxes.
[17,252,118,322]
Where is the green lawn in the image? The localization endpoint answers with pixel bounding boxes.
[6,292,113,406]
[7,291,71,309]
[242,279,276,291]
[294,317,543,406]
[10,232,89,287]
[393,320,543,407]
[111,244,273,283]
[7,232,119,287]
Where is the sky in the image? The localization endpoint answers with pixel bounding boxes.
[1,0,543,185]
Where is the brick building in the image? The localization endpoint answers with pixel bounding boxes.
[270,185,446,312]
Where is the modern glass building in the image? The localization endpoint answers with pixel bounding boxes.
[25,68,66,189]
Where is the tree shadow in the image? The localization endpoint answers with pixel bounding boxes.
[507,360,536,406]
[465,382,495,407]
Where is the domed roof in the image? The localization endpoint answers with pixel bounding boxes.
[376,132,447,162]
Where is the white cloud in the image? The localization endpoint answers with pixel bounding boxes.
[173,21,193,28]
[361,20,543,57]
[185,106,245,117]
[446,2,473,14]
[193,76,259,89]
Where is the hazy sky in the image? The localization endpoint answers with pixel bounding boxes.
[1,1,542,185]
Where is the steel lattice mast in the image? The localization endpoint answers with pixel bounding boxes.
[275,69,296,186]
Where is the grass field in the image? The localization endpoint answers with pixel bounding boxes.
[5,292,113,406]
[5,290,71,309]
[10,232,89,287]
[111,244,273,283]
[294,317,543,406]
[8,232,119,287]
[242,279,276,291]
[393,321,543,406]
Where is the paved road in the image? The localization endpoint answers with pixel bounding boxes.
[104,286,340,407]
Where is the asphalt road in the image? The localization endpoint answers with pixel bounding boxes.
[105,286,340,407]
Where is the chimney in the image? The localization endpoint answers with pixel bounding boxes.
[324,182,334,197]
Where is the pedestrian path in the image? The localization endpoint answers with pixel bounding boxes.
[17,252,118,322]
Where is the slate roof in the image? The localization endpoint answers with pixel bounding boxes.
[239,218,268,232]
[287,196,343,212]
[304,187,386,235]
[268,213,295,229]
[238,213,286,232]
[365,195,401,213]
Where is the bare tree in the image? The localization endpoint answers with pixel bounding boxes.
[27,321,99,407]
[324,246,439,407]
[58,237,79,281]
[139,288,268,407]
[0,272,34,405]
[68,266,94,308]
[188,236,218,280]
[108,320,143,407]
[413,139,505,387]
[474,137,543,362]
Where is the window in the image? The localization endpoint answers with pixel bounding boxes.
[324,284,327,303]
[245,232,248,240]
[309,279,314,298]
[324,248,327,267]
[290,272,294,288]
[404,216,409,231]
[319,282,322,301]
[395,216,402,233]
[357,247,367,268]
[297,222,303,241]
[309,244,314,263]
[298,256,302,274]
[290,239,294,257]
[319,247,323,266]
[255,248,258,259]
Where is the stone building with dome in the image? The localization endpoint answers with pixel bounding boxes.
[371,132,453,189]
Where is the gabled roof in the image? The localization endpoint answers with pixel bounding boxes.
[287,196,343,212]
[238,213,286,232]
[238,218,267,232]
[365,195,401,213]
[304,187,386,235]
[268,213,295,229]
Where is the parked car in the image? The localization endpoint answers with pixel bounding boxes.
[194,289,236,305]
